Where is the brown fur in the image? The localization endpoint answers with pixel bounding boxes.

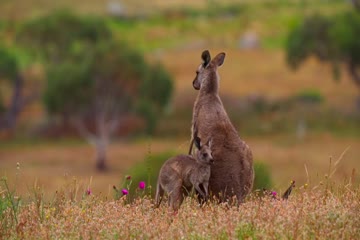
[155,138,213,211]
[190,50,254,203]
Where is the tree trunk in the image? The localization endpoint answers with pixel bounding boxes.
[348,61,360,110]
[72,118,110,171]
[95,140,107,171]
[95,126,109,171]
[349,61,360,87]
[0,74,24,131]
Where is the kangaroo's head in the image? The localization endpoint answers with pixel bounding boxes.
[194,136,214,165]
[192,50,226,92]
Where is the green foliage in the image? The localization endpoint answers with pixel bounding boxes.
[137,64,173,134]
[331,12,360,64]
[16,10,111,62]
[286,10,360,84]
[0,45,22,119]
[253,162,273,190]
[141,64,173,111]
[0,45,18,81]
[135,101,157,134]
[44,62,93,114]
[286,14,334,69]
[17,10,173,134]
[294,89,324,104]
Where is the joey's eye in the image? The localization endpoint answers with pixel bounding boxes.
[202,153,208,158]
[196,71,199,75]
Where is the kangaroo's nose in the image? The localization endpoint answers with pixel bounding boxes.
[193,80,200,90]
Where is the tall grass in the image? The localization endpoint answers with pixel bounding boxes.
[1,166,359,239]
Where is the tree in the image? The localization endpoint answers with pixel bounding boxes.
[0,45,37,132]
[17,11,173,170]
[286,9,360,102]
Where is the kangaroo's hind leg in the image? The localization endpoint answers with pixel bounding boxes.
[155,181,164,208]
[169,181,184,211]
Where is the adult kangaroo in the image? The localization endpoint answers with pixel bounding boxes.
[189,50,254,203]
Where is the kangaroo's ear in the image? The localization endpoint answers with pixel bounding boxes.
[201,50,211,67]
[194,136,201,150]
[212,52,226,67]
[206,138,212,148]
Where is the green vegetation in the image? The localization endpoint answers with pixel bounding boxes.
[10,11,174,170]
[0,0,358,139]
[253,162,272,190]
[286,8,360,92]
[0,45,33,131]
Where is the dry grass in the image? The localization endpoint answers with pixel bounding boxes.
[1,177,359,239]
[1,134,359,200]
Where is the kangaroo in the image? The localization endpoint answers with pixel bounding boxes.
[155,136,214,211]
[189,50,254,203]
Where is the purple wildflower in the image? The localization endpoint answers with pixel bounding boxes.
[122,188,129,195]
[86,188,92,195]
[139,181,146,190]
[126,175,131,180]
[271,191,277,198]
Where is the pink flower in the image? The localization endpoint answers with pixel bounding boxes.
[86,188,92,195]
[126,175,131,180]
[122,188,129,195]
[271,191,277,198]
[139,181,146,190]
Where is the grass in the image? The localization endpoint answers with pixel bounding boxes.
[0,2,359,237]
[0,174,359,239]
[1,134,359,201]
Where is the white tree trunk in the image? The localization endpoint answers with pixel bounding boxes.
[95,139,107,171]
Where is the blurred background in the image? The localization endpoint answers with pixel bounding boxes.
[0,0,359,198]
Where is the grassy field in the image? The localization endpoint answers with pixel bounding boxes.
[0,1,360,237]
[1,133,359,200]
[1,178,359,239]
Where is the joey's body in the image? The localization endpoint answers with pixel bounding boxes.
[155,137,213,211]
[190,50,254,203]
[158,154,210,197]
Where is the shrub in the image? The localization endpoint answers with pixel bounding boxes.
[294,89,324,104]
[253,161,273,190]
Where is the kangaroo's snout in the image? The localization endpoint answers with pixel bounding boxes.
[193,79,200,90]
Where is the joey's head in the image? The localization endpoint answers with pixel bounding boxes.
[192,50,226,92]
[194,136,214,165]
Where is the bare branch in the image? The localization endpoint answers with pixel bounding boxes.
[72,118,97,145]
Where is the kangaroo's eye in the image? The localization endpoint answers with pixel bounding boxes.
[202,153,208,158]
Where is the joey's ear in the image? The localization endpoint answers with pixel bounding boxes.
[194,136,201,150]
[212,52,226,67]
[206,138,212,148]
[201,50,211,67]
